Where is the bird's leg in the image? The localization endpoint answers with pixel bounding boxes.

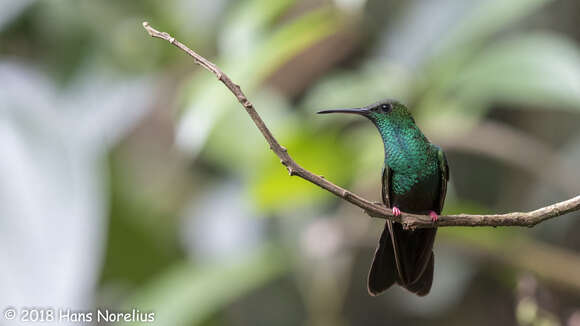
[392,206,401,217]
[429,211,439,222]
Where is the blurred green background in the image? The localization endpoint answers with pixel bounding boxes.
[1,0,580,325]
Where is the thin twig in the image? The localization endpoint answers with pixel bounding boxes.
[142,22,580,229]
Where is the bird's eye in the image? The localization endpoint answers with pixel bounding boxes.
[381,104,392,112]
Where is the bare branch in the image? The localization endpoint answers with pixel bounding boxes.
[142,22,580,229]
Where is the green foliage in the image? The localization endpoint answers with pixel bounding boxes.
[175,4,344,158]
[120,246,286,326]
[453,33,580,109]
[251,128,355,211]
[435,0,552,52]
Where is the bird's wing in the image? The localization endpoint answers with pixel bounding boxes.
[381,166,391,207]
[435,145,449,214]
[381,166,405,283]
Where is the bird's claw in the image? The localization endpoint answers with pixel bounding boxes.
[392,206,401,217]
[429,211,439,222]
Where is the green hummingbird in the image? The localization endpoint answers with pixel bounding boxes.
[318,99,449,296]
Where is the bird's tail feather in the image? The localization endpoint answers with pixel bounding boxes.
[405,253,434,296]
[367,223,398,295]
[367,222,436,296]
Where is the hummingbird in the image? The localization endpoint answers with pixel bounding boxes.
[318,99,449,296]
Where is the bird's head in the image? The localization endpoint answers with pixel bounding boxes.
[317,99,413,125]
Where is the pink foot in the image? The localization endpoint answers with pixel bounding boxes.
[392,206,401,217]
[429,211,439,222]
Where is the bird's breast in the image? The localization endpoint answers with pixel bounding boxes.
[385,143,438,195]
[389,169,442,214]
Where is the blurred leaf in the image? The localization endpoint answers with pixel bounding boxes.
[453,33,580,110]
[102,152,184,284]
[220,0,296,57]
[412,0,556,123]
[176,6,344,158]
[0,0,35,30]
[203,89,294,172]
[122,245,287,326]
[247,7,342,84]
[436,0,552,54]
[251,128,355,211]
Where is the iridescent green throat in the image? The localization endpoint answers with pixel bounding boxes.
[369,108,439,195]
